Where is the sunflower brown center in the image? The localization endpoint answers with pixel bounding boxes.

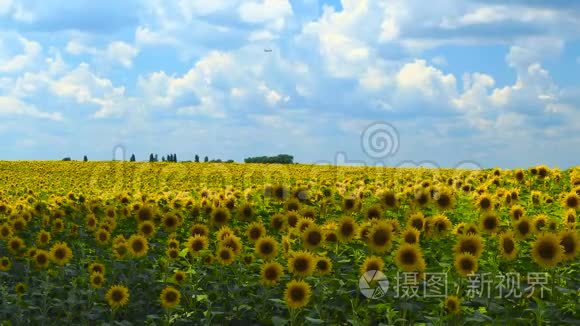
[340,223,354,236]
[265,267,278,280]
[460,257,474,271]
[293,257,309,272]
[290,287,305,301]
[503,238,515,254]
[537,241,556,259]
[401,250,416,265]
[112,290,124,302]
[372,229,389,246]
[306,231,322,246]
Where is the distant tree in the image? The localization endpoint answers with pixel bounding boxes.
[149,154,154,162]
[162,156,166,162]
[62,157,71,161]
[83,155,88,162]
[244,154,293,164]
[154,154,158,162]
[204,156,209,163]
[225,159,234,163]
[194,154,199,163]
[130,154,136,162]
[174,153,177,162]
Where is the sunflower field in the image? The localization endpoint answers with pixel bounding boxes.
[0,161,578,325]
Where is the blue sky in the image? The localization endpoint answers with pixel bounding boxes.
[0,0,579,168]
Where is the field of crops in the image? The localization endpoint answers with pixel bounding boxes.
[0,161,578,325]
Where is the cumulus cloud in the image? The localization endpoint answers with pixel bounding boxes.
[0,96,62,120]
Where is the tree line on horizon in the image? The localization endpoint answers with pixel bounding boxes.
[64,153,294,164]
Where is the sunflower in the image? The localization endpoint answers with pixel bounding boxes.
[454,234,484,258]
[454,253,478,277]
[480,213,500,234]
[255,236,278,260]
[342,196,358,212]
[138,221,156,238]
[49,242,73,266]
[270,213,286,231]
[444,296,461,315]
[476,194,493,211]
[215,226,235,241]
[237,202,255,221]
[379,190,398,209]
[260,261,284,286]
[288,251,316,277]
[0,224,13,240]
[337,216,357,242]
[12,217,26,232]
[515,169,525,182]
[431,215,452,237]
[285,198,301,212]
[395,244,426,272]
[95,229,111,246]
[162,214,180,232]
[498,232,517,260]
[216,246,235,265]
[0,256,12,272]
[302,224,323,250]
[559,230,579,261]
[211,207,230,228]
[365,205,383,220]
[34,249,50,269]
[128,235,149,258]
[316,256,333,275]
[187,235,209,255]
[137,206,154,223]
[514,217,533,239]
[407,212,425,231]
[284,280,312,309]
[90,272,105,289]
[564,209,576,226]
[367,221,393,253]
[434,187,455,210]
[242,254,255,265]
[359,256,384,275]
[173,270,187,284]
[15,282,27,297]
[160,286,181,309]
[220,235,243,255]
[8,236,25,255]
[246,221,266,243]
[286,212,301,229]
[413,188,431,207]
[509,205,525,221]
[272,184,289,201]
[167,238,180,249]
[531,233,563,268]
[533,214,549,233]
[296,217,313,233]
[401,227,420,245]
[190,223,209,237]
[105,285,130,310]
[113,242,129,260]
[89,262,105,275]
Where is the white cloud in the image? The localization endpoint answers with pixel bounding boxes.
[0,96,62,120]
[0,36,42,73]
[66,39,139,68]
[0,0,12,15]
[65,40,97,56]
[239,0,293,25]
[106,41,139,67]
[396,59,457,98]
